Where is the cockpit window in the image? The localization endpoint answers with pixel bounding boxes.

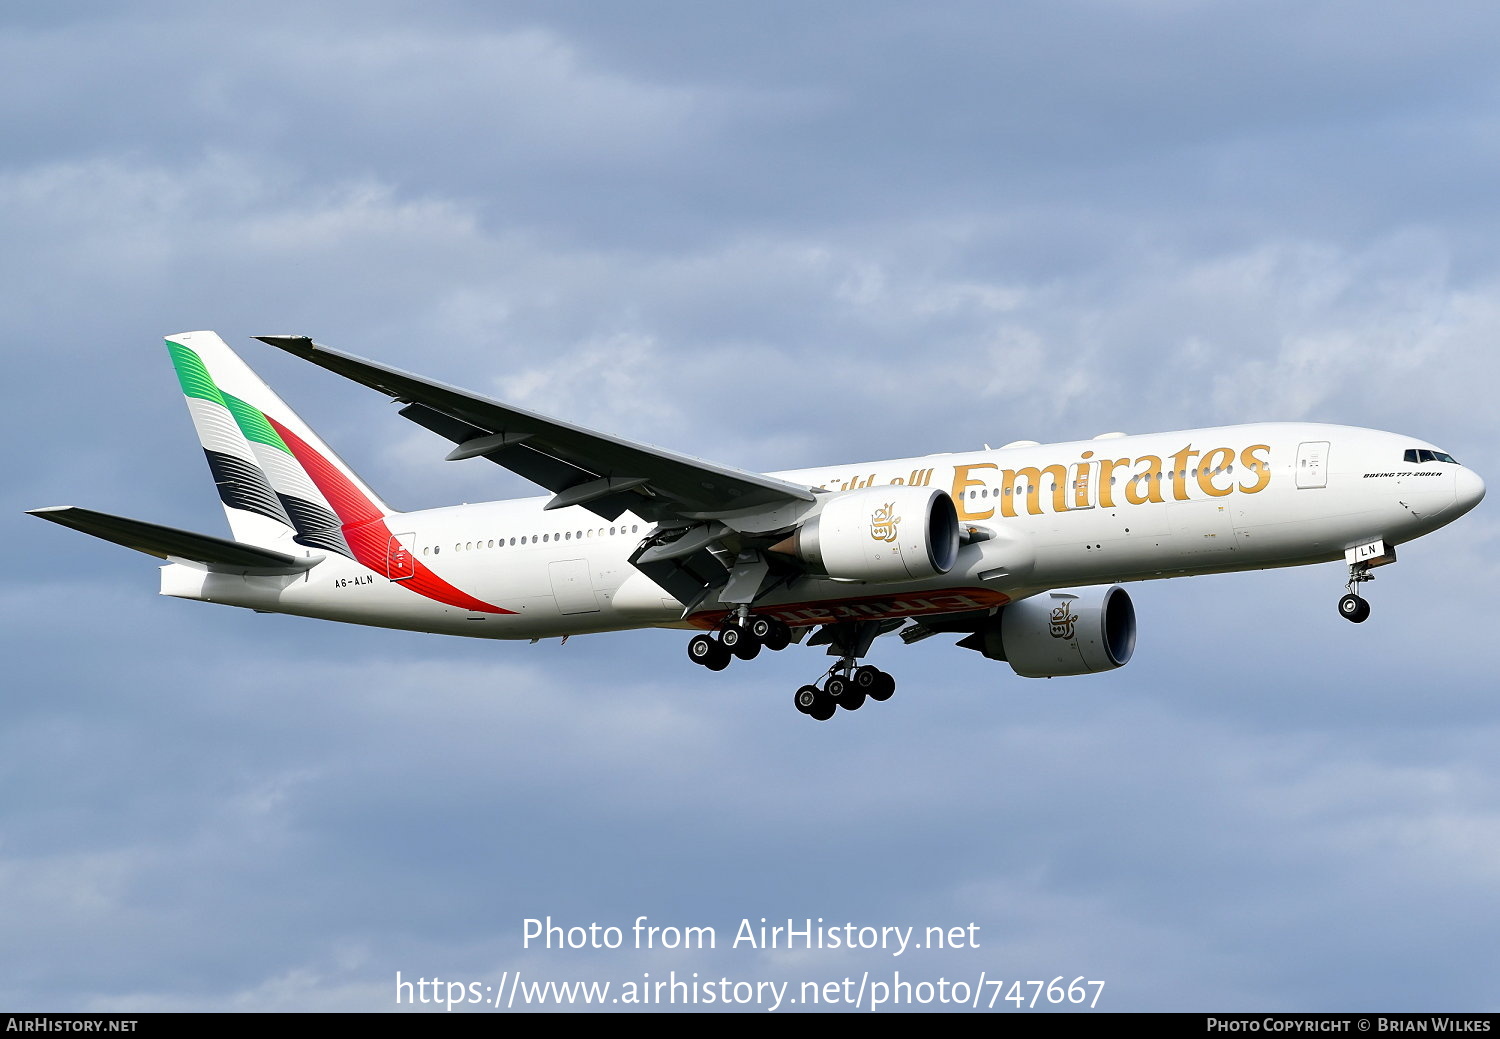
[1404,448,1459,464]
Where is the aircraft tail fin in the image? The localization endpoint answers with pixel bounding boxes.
[164,331,395,558]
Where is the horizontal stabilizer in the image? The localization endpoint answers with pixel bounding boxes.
[27,506,320,575]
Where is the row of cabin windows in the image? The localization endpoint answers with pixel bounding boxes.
[422,524,641,557]
[962,462,1261,499]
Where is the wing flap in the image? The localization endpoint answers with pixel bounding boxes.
[28,506,319,575]
[398,402,601,504]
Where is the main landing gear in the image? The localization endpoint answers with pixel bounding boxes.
[689,615,898,722]
[686,615,792,671]
[1337,562,1374,624]
[793,663,896,722]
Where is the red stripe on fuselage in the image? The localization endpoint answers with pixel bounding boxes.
[688,588,1010,629]
[267,416,514,615]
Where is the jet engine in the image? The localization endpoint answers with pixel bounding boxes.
[776,485,960,583]
[960,585,1136,678]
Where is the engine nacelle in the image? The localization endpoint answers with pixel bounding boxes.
[965,585,1136,678]
[782,485,960,583]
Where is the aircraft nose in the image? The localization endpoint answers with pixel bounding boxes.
[1454,467,1486,516]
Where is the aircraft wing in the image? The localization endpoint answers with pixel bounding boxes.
[256,336,816,523]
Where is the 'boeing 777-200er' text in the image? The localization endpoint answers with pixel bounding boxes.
[30,332,1486,721]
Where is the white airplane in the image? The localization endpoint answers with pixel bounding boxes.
[30,331,1485,721]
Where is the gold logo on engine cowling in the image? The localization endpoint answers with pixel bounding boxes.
[870,502,901,543]
[1049,602,1078,640]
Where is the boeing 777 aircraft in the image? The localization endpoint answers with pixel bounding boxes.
[30,332,1485,720]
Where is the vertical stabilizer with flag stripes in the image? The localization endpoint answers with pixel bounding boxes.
[165,331,394,558]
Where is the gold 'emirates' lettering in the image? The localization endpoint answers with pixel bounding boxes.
[1239,445,1271,493]
[951,462,998,520]
[951,443,1274,521]
[1169,445,1200,501]
[1124,454,1164,505]
[1097,457,1126,508]
[1197,447,1235,497]
[1002,464,1068,517]
[818,467,934,492]
[817,444,1272,520]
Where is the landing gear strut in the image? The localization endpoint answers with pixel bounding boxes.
[1338,562,1374,624]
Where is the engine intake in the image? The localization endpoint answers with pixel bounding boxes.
[780,486,960,583]
[961,585,1136,677]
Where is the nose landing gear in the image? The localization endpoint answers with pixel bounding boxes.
[1337,562,1374,623]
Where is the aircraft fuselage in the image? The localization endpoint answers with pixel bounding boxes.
[159,421,1484,639]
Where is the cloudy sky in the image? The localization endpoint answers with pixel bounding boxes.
[5,0,1499,1013]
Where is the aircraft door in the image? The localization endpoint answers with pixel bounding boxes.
[1295,441,1330,489]
[387,532,416,580]
[1068,461,1101,510]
